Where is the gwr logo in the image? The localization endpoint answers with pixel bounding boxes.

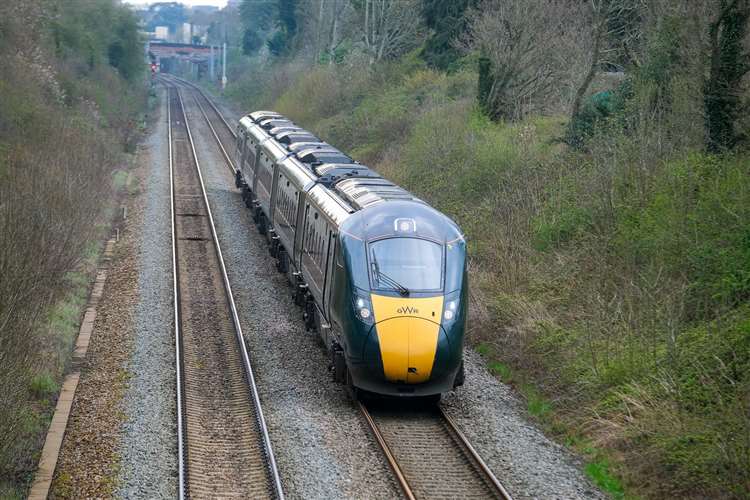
[397,306,419,315]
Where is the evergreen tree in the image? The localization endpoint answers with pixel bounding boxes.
[705,0,750,152]
[420,0,473,70]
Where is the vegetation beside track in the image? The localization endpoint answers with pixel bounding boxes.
[0,2,145,497]
[189,0,750,496]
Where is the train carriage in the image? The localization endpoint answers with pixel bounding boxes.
[235,112,467,398]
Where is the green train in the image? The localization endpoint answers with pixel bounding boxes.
[235,111,467,397]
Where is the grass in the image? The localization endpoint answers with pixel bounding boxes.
[112,170,129,191]
[585,460,626,499]
[487,361,512,382]
[29,374,58,400]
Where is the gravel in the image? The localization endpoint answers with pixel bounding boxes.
[180,92,401,499]
[181,84,604,499]
[115,88,177,499]
[50,232,136,499]
[442,350,605,499]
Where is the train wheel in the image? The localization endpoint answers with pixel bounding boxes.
[303,298,316,332]
[276,249,289,273]
[332,344,346,384]
[294,283,308,307]
[257,214,267,235]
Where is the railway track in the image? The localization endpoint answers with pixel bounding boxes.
[360,401,512,500]
[165,82,283,499]
[161,74,511,500]
[161,74,237,173]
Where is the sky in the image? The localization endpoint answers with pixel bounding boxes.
[122,0,229,7]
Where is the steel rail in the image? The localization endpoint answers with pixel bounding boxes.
[189,90,236,174]
[165,74,237,139]
[359,401,513,500]
[440,408,513,500]
[167,85,188,500]
[165,74,237,141]
[165,78,285,499]
[357,402,417,500]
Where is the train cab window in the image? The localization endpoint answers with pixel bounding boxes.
[368,238,443,292]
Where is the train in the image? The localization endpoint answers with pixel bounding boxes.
[234,111,467,398]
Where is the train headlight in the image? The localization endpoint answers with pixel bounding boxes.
[443,299,458,322]
[354,294,374,324]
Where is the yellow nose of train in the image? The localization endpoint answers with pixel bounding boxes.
[370,294,444,384]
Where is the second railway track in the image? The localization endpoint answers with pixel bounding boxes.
[166,82,283,499]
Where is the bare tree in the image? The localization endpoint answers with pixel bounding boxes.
[570,0,643,120]
[360,0,423,63]
[462,0,587,121]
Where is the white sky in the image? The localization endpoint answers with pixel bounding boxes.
[122,0,229,7]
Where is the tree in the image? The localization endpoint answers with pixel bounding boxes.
[147,2,187,35]
[239,0,298,57]
[359,0,423,63]
[705,0,750,152]
[420,0,474,70]
[269,0,298,56]
[239,0,275,55]
[109,8,143,81]
[464,0,586,121]
[569,0,642,121]
[300,0,354,63]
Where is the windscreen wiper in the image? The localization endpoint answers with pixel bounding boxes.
[377,270,410,297]
[370,250,410,297]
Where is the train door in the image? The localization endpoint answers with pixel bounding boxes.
[254,151,274,216]
[322,231,336,319]
[292,196,308,270]
[236,130,245,168]
[300,205,325,305]
[268,162,281,224]
[273,172,300,255]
